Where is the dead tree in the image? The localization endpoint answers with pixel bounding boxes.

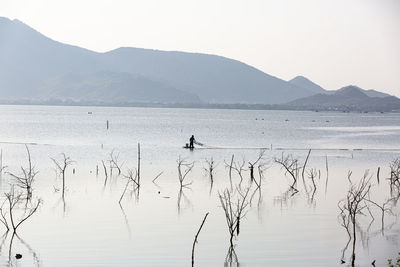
[275,153,300,193]
[338,171,371,266]
[389,158,400,196]
[177,157,194,189]
[224,158,247,187]
[250,164,267,206]
[119,168,139,204]
[191,212,209,267]
[1,186,41,233]
[51,153,74,199]
[7,145,38,199]
[219,187,250,248]
[108,150,123,176]
[248,150,265,182]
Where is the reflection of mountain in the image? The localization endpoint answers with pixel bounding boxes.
[1,17,319,104]
[288,86,400,112]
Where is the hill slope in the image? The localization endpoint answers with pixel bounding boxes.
[288,86,400,112]
[288,76,326,94]
[0,17,316,104]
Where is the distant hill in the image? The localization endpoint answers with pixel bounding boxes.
[288,76,326,94]
[335,85,391,98]
[0,17,319,105]
[288,86,400,112]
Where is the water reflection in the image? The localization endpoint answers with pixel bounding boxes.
[1,232,41,267]
[224,245,239,267]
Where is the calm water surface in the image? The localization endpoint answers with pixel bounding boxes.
[0,105,399,266]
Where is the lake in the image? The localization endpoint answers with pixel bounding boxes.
[0,105,399,267]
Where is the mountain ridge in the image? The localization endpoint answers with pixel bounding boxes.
[0,16,396,108]
[0,17,317,104]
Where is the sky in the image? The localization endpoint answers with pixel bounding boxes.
[1,0,400,96]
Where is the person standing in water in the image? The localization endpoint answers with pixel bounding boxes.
[189,135,195,149]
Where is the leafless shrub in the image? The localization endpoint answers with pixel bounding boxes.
[51,153,74,199]
[224,158,247,187]
[219,187,250,248]
[389,158,400,196]
[248,150,265,182]
[338,171,371,266]
[0,186,41,233]
[7,145,38,199]
[275,153,300,193]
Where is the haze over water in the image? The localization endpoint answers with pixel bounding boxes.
[0,105,399,266]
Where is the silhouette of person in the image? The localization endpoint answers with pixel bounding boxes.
[189,135,195,149]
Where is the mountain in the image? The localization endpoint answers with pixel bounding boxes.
[288,76,326,94]
[288,86,400,112]
[335,85,391,98]
[0,17,319,105]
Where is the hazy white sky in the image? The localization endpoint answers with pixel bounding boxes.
[1,0,399,96]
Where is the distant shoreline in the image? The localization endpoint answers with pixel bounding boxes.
[0,100,399,113]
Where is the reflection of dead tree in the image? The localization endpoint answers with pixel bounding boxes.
[250,164,267,207]
[389,158,400,196]
[119,169,139,204]
[219,187,250,248]
[0,187,42,233]
[337,171,371,266]
[191,212,209,267]
[101,160,108,186]
[177,157,194,189]
[204,158,217,185]
[248,150,265,182]
[177,188,191,213]
[225,245,239,266]
[307,168,318,202]
[109,150,123,176]
[7,145,38,200]
[51,153,73,199]
[224,155,235,191]
[275,153,299,194]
